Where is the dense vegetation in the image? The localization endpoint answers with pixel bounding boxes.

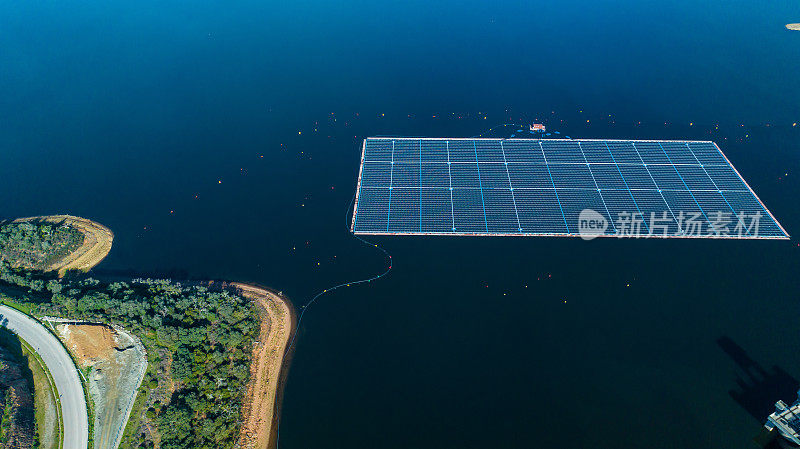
[0,328,35,449]
[0,222,260,449]
[0,221,84,271]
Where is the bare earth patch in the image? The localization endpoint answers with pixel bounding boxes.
[55,323,146,449]
[13,215,113,276]
[232,283,293,449]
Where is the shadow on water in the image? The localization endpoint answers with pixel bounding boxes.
[91,267,208,283]
[717,336,799,423]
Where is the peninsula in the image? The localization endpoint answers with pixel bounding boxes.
[4,215,113,277]
[0,214,293,449]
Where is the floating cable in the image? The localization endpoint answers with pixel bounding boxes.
[275,192,392,448]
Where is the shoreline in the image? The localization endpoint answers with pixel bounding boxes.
[4,215,297,448]
[231,282,296,449]
[10,215,113,276]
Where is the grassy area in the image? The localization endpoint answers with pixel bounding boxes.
[118,387,147,449]
[19,337,63,449]
[0,296,36,316]
[0,327,63,449]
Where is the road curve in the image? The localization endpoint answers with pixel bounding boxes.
[0,305,89,449]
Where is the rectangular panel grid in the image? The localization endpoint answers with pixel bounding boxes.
[351,138,789,239]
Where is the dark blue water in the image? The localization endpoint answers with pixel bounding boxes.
[2,1,800,447]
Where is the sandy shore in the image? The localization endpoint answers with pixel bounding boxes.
[232,282,294,449]
[12,215,113,276]
[787,23,800,30]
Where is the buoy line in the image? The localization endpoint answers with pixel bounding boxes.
[275,124,556,446]
[275,192,392,448]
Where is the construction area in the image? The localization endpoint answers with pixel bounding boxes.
[54,322,146,449]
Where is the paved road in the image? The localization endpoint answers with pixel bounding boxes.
[0,305,89,449]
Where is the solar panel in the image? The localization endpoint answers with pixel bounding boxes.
[351,138,789,239]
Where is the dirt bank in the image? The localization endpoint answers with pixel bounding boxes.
[232,283,294,449]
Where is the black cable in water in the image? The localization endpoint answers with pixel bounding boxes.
[275,192,392,448]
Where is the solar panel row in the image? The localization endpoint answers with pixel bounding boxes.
[351,138,788,239]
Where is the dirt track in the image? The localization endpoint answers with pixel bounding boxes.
[232,283,293,449]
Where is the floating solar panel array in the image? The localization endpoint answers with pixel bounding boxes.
[351,138,788,239]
